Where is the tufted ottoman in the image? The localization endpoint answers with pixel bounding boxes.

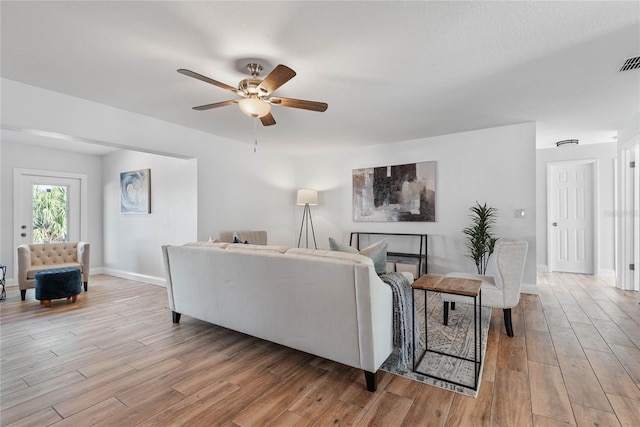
[35,268,82,307]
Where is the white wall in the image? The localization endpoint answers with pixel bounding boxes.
[193,141,297,247]
[102,151,198,284]
[2,79,297,250]
[536,142,617,277]
[618,113,640,144]
[3,79,538,289]
[294,123,538,289]
[0,141,104,282]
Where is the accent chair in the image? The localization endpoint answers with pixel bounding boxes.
[442,238,528,337]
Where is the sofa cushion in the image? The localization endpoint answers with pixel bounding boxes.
[328,237,388,274]
[286,248,373,266]
[184,241,230,249]
[29,242,78,266]
[27,262,83,279]
[226,243,288,254]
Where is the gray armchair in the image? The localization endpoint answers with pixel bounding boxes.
[443,238,528,337]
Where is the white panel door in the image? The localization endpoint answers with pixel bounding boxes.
[548,162,595,274]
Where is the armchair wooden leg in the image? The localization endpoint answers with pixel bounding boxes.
[84,281,88,292]
[503,308,514,337]
[21,290,26,301]
[451,302,456,310]
[443,301,449,326]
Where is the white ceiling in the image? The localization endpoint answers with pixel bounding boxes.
[1,1,639,155]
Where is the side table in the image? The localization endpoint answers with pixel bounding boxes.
[412,274,482,390]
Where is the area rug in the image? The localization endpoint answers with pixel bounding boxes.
[381,291,491,398]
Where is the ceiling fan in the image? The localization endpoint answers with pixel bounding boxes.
[177,63,328,126]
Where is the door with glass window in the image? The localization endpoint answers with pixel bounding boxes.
[15,172,81,246]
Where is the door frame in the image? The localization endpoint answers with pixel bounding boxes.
[546,159,599,274]
[617,138,640,291]
[13,168,88,279]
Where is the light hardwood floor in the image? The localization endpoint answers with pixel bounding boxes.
[1,273,639,426]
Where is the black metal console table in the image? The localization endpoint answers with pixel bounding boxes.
[349,232,428,277]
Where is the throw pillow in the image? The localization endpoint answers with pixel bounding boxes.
[328,237,388,275]
[359,240,388,275]
[328,237,357,253]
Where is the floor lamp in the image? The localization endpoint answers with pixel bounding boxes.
[297,189,318,249]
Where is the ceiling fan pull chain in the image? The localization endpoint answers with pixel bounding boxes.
[254,116,258,153]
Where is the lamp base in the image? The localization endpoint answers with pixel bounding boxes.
[297,204,317,249]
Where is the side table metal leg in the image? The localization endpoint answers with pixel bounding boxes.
[474,294,478,390]
[424,290,428,357]
[412,288,416,371]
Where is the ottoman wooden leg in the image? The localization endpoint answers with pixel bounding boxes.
[40,300,44,305]
[43,300,51,308]
[71,295,78,303]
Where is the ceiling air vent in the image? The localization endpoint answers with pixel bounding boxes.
[619,56,640,71]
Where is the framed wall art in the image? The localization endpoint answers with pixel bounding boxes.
[353,161,436,222]
[120,169,151,214]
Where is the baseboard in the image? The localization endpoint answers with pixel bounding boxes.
[520,283,539,295]
[99,268,166,287]
[597,268,616,278]
[3,269,165,289]
[537,265,616,279]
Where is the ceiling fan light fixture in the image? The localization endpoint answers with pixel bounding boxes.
[238,97,271,118]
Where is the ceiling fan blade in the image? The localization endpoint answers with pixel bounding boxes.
[270,97,328,112]
[257,65,296,95]
[192,99,239,111]
[260,112,276,126]
[178,69,238,93]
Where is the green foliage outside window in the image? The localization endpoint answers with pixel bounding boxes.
[32,185,68,243]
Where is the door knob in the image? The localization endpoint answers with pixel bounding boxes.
[552,222,558,227]
[21,225,27,229]
[21,233,27,237]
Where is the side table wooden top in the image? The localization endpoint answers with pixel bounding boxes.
[411,274,482,297]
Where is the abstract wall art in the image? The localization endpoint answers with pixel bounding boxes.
[353,161,436,222]
[120,169,151,214]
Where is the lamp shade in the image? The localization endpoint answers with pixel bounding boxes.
[238,97,271,117]
[296,189,318,205]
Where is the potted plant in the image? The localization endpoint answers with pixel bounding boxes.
[462,201,498,275]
